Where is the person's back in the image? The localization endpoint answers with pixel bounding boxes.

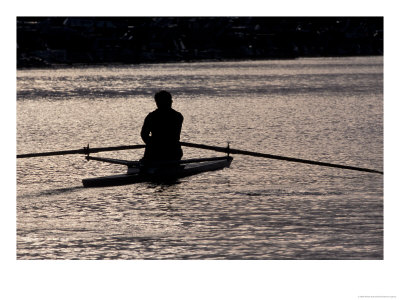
[141,91,183,161]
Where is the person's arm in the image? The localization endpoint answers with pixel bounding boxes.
[175,114,183,141]
[141,115,151,144]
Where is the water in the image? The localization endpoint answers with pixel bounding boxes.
[17,57,383,259]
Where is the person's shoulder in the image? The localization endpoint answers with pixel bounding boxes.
[144,110,158,122]
[172,109,183,119]
[147,109,158,117]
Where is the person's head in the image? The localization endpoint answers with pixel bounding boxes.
[154,90,172,110]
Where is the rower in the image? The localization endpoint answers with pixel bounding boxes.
[140,90,184,164]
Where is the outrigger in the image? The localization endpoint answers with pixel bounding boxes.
[16,141,383,188]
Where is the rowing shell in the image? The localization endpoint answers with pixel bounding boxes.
[82,156,233,188]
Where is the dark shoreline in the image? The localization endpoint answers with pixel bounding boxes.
[17,54,383,71]
[17,17,383,70]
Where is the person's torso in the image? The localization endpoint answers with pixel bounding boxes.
[147,109,183,143]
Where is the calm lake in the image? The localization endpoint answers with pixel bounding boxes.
[17,57,383,259]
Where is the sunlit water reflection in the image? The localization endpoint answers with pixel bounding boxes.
[17,57,383,259]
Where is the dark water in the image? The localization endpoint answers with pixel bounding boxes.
[17,57,383,259]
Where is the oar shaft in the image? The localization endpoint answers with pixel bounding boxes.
[17,144,145,158]
[17,141,383,175]
[180,142,383,175]
[17,149,83,158]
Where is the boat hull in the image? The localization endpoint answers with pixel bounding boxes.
[82,156,233,187]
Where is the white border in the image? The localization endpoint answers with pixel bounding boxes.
[4,1,399,299]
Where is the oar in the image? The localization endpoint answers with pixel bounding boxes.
[16,144,145,158]
[180,141,383,175]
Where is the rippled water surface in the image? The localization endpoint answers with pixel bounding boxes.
[17,57,383,259]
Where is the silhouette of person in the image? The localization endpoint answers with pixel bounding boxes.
[141,91,183,162]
